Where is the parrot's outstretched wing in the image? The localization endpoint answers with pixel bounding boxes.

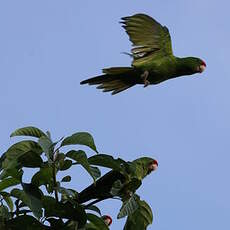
[121,14,173,63]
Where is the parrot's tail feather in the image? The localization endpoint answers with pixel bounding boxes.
[80,67,140,95]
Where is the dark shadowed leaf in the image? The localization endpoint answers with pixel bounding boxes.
[58,186,76,197]
[38,136,54,160]
[22,183,43,199]
[11,187,43,219]
[31,166,53,187]
[59,159,72,171]
[0,141,42,179]
[0,192,14,211]
[86,213,109,230]
[0,152,6,171]
[42,196,87,227]
[10,126,46,138]
[85,205,101,216]
[6,215,47,230]
[0,205,10,220]
[18,151,43,168]
[90,166,101,179]
[61,175,71,182]
[117,194,139,219]
[0,177,20,191]
[60,188,78,203]
[61,132,98,153]
[66,150,97,182]
[7,140,43,156]
[124,198,153,230]
[0,166,23,181]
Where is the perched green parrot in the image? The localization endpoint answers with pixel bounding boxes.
[80,13,206,94]
[77,157,158,204]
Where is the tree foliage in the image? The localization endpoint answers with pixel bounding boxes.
[0,126,153,229]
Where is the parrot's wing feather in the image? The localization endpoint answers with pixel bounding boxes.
[121,14,173,61]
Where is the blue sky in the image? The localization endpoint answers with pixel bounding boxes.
[0,1,230,229]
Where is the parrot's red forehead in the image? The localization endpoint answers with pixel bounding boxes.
[152,159,158,166]
[103,215,112,226]
[201,60,206,67]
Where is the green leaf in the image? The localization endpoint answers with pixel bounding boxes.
[0,205,10,219]
[7,140,43,156]
[38,136,54,160]
[5,215,46,230]
[42,196,87,227]
[61,132,98,153]
[85,205,101,216]
[124,198,153,230]
[0,177,20,191]
[0,141,43,179]
[0,192,14,212]
[10,126,46,138]
[0,152,6,171]
[117,194,139,219]
[66,150,97,182]
[11,187,43,219]
[86,213,109,230]
[58,187,76,197]
[90,166,101,179]
[31,166,53,187]
[0,159,19,180]
[59,159,72,171]
[88,154,125,171]
[61,176,71,182]
[22,183,43,199]
[18,151,43,168]
[60,188,78,203]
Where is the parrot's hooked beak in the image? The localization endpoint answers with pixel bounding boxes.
[198,60,206,73]
[102,215,112,226]
[198,64,206,73]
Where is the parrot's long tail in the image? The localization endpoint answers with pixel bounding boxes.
[80,67,141,95]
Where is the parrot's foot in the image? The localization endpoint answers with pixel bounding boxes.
[141,70,150,87]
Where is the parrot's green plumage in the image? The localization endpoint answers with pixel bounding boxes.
[78,157,158,204]
[80,14,206,94]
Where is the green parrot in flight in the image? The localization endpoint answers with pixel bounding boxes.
[77,157,158,204]
[80,13,206,94]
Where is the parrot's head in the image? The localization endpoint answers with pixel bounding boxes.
[147,159,158,174]
[178,57,206,76]
[102,215,112,226]
[196,58,206,73]
[132,157,158,178]
[187,57,206,74]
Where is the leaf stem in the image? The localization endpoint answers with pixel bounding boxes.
[52,162,59,202]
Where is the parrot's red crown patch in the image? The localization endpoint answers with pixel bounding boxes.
[103,215,112,226]
[147,159,158,174]
[153,159,158,166]
[201,60,206,67]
